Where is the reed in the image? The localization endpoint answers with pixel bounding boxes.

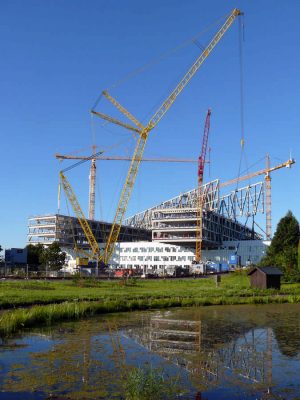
[1,292,300,336]
[2,273,300,310]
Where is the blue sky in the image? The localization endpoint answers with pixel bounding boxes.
[0,0,299,250]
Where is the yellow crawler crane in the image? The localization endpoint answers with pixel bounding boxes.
[59,151,104,263]
[92,9,242,264]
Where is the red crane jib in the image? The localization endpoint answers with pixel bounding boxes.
[198,109,211,179]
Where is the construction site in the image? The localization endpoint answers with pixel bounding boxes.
[26,8,295,274]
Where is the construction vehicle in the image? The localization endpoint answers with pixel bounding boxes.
[90,9,242,265]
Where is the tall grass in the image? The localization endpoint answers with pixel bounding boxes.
[124,366,181,400]
[2,273,300,310]
[1,292,300,336]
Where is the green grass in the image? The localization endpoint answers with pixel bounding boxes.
[1,272,300,336]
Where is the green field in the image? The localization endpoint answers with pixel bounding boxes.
[1,273,300,335]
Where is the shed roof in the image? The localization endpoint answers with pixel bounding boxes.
[248,266,283,276]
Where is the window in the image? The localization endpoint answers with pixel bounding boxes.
[154,256,160,261]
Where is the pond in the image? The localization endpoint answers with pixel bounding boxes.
[1,303,300,399]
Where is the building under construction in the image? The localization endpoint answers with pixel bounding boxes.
[28,178,261,250]
[27,9,295,266]
[27,155,294,267]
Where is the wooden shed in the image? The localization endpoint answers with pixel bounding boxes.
[248,266,283,290]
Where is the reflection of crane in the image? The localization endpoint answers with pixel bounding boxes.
[92,9,242,264]
[195,109,211,263]
[220,156,295,239]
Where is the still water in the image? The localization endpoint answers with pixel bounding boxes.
[1,304,300,399]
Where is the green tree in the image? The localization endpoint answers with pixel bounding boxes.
[298,239,300,271]
[0,245,2,253]
[40,242,66,270]
[27,243,44,266]
[261,211,299,276]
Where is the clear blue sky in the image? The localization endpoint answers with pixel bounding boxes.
[0,0,299,250]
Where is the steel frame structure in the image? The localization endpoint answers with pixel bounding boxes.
[124,180,264,228]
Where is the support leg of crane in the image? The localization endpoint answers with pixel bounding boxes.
[96,254,99,278]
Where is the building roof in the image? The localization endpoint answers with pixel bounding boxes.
[248,266,283,276]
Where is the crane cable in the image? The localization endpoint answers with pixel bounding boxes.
[61,150,104,173]
[236,13,249,192]
[92,12,231,110]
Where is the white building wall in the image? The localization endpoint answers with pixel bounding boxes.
[63,240,268,272]
[111,242,194,273]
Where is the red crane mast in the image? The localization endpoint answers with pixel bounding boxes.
[195,109,211,263]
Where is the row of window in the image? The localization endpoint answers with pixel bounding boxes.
[120,264,191,269]
[121,247,179,253]
[120,255,194,262]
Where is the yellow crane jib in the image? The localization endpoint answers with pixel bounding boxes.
[102,90,145,131]
[58,150,107,263]
[90,109,141,134]
[93,8,242,263]
[60,171,102,260]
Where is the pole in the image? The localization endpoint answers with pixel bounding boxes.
[265,154,272,240]
[96,254,99,278]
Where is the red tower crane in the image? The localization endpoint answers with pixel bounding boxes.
[195,109,211,263]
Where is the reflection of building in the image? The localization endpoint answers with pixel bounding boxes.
[150,318,201,353]
[124,316,273,390]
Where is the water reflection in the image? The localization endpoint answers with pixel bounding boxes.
[0,304,300,399]
[124,313,274,396]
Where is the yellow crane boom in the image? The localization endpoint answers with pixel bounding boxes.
[60,170,101,259]
[94,9,242,264]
